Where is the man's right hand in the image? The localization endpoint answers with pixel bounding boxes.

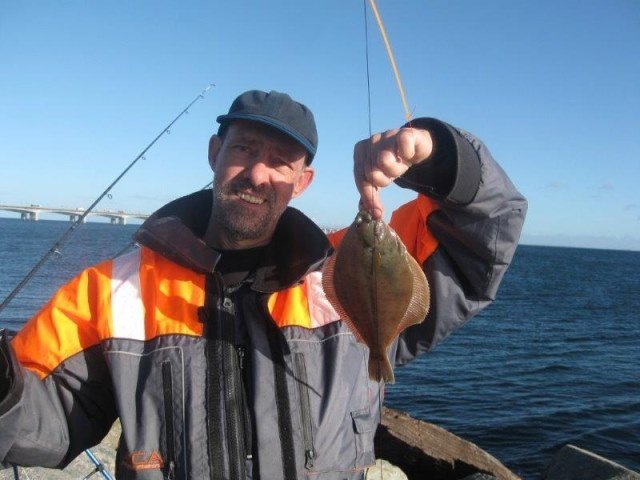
[353,127,433,220]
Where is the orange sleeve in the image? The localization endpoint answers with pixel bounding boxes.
[390,194,440,265]
[326,228,348,249]
[11,261,113,379]
[326,195,439,265]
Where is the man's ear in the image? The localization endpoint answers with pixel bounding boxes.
[208,135,222,171]
[292,167,314,199]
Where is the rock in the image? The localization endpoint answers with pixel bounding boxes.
[365,459,408,480]
[2,411,520,480]
[375,407,520,480]
[543,444,640,480]
[0,420,120,480]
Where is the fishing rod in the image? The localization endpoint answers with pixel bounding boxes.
[0,84,215,315]
[83,449,115,480]
[110,180,214,259]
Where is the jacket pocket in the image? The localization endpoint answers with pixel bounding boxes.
[350,407,376,468]
[107,344,185,479]
[286,327,377,474]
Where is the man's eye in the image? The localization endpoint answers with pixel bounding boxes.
[274,158,293,170]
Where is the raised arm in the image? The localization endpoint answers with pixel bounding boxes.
[352,117,527,364]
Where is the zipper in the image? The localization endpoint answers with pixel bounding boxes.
[236,345,253,461]
[203,275,251,480]
[162,361,177,480]
[220,293,246,480]
[293,353,316,469]
[203,273,225,480]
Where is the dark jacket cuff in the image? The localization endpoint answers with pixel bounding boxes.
[394,117,481,205]
[0,330,23,416]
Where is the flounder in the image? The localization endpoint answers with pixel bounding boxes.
[322,210,430,383]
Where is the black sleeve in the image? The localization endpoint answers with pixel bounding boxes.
[0,334,8,401]
[389,120,528,364]
[0,330,23,417]
[394,117,482,205]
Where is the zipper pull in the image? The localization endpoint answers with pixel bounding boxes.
[237,346,246,371]
[166,460,175,480]
[222,296,234,315]
[305,449,315,468]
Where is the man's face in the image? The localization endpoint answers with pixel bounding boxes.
[207,120,314,249]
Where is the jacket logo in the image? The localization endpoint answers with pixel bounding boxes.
[124,450,165,471]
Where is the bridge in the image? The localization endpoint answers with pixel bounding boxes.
[0,204,149,225]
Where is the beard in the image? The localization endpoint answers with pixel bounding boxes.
[211,177,286,243]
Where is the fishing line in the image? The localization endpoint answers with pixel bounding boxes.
[362,1,384,478]
[367,0,412,123]
[364,1,414,476]
[0,84,215,315]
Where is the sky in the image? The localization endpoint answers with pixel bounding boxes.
[0,1,639,251]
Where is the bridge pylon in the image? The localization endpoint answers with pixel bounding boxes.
[20,211,39,221]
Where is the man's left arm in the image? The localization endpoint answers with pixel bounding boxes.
[355,118,528,365]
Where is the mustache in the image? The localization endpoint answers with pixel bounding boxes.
[219,177,273,201]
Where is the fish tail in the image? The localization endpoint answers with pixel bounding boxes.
[369,354,395,384]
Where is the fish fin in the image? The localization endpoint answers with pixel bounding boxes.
[397,255,431,334]
[321,253,369,346]
[369,352,395,384]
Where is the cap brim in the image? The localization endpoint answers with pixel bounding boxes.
[216,113,316,157]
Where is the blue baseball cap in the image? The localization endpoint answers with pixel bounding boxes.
[216,90,318,163]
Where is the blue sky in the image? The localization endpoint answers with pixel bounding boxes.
[1,1,639,250]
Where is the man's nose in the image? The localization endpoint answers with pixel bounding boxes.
[245,156,271,186]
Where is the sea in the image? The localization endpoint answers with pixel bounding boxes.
[0,217,638,479]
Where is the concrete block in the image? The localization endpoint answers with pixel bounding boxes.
[544,444,639,480]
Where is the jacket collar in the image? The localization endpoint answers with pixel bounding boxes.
[134,190,332,292]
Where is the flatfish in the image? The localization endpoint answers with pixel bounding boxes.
[322,210,430,383]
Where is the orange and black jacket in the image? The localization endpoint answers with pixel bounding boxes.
[0,118,527,479]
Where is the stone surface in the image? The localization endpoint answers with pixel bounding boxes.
[2,410,517,480]
[365,458,409,480]
[543,444,640,480]
[7,414,638,480]
[2,410,520,480]
[0,420,120,480]
[374,407,521,480]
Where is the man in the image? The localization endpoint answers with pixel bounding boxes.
[0,90,527,479]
